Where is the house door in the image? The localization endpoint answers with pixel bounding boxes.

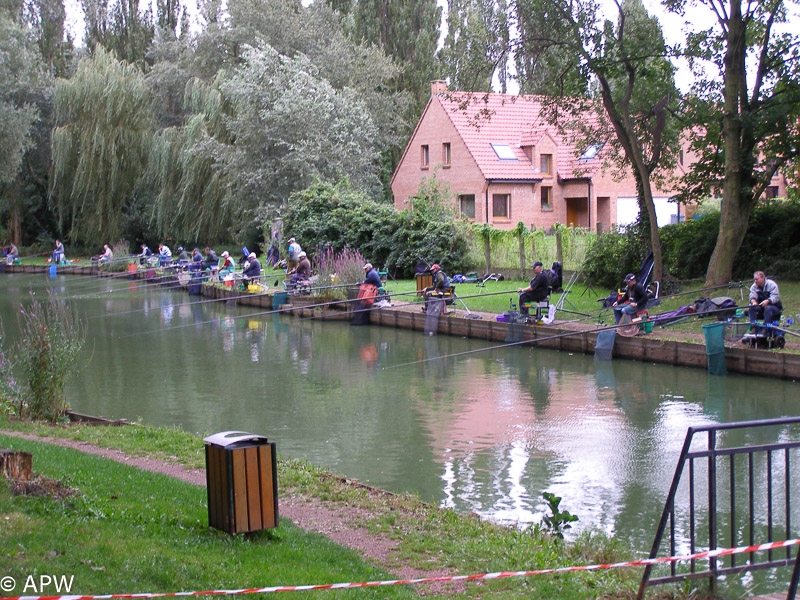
[566,198,588,228]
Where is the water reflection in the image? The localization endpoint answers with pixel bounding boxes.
[1,273,800,594]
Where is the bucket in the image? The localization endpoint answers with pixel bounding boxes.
[225,279,233,288]
[248,284,259,292]
[273,291,288,310]
[643,319,654,333]
[49,264,57,278]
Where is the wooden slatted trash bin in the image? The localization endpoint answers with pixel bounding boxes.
[204,431,278,534]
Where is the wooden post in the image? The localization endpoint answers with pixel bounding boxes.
[519,234,526,280]
[556,230,563,265]
[597,222,603,235]
[0,449,33,482]
[484,236,491,274]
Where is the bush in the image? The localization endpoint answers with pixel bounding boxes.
[313,247,367,298]
[0,293,86,422]
[280,177,470,277]
[582,225,650,288]
[659,212,720,279]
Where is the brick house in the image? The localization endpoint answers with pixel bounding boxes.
[390,82,788,231]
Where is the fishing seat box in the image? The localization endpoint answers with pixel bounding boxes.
[204,431,278,534]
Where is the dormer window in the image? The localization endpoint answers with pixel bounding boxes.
[540,153,552,175]
[491,143,518,161]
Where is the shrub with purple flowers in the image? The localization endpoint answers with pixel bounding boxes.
[313,247,366,299]
[0,293,86,422]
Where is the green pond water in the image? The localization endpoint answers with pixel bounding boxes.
[2,271,800,595]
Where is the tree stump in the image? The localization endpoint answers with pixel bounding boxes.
[0,448,33,482]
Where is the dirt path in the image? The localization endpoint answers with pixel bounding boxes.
[0,430,459,593]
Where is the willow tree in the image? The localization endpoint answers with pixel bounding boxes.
[147,75,235,242]
[52,46,154,243]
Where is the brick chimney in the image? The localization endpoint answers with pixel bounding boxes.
[430,80,448,97]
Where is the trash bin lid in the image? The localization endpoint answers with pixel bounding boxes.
[203,431,269,447]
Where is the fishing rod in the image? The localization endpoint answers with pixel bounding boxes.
[381,301,760,371]
[120,288,432,338]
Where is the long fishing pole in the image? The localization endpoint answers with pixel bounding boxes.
[120,288,431,338]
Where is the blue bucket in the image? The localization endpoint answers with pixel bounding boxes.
[49,264,57,278]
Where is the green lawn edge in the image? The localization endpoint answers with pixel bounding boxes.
[0,417,663,600]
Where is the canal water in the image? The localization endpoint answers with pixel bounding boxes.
[2,273,799,593]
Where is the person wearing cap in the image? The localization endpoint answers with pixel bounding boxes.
[422,263,451,309]
[189,248,203,271]
[362,262,382,288]
[517,261,550,316]
[288,251,312,289]
[613,273,648,324]
[241,251,261,287]
[176,246,191,267]
[218,250,235,276]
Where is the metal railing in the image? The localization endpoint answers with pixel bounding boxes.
[638,417,800,599]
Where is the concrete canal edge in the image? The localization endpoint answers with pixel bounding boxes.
[6,264,799,381]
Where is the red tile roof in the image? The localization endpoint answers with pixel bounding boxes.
[436,92,604,181]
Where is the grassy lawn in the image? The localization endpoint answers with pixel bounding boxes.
[0,419,644,600]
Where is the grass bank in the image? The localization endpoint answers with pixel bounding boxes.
[0,416,653,600]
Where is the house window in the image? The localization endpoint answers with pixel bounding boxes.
[492,194,509,218]
[579,144,603,160]
[459,194,475,219]
[443,143,451,166]
[541,186,552,210]
[540,154,552,175]
[767,186,779,199]
[679,149,684,165]
[491,143,518,161]
[421,145,429,168]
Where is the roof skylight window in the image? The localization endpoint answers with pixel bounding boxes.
[491,143,518,161]
[579,143,604,160]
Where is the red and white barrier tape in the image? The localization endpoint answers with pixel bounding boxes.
[4,539,799,600]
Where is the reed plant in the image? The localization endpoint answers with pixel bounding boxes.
[313,247,366,299]
[0,293,86,422]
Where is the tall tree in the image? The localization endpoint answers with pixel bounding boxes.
[438,0,509,92]
[52,47,154,243]
[507,0,680,282]
[666,0,800,286]
[80,0,154,65]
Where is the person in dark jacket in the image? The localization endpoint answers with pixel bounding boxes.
[241,252,261,287]
[362,262,382,288]
[613,273,648,324]
[138,244,153,265]
[517,261,550,315]
[748,270,782,333]
[289,251,311,287]
[201,247,218,270]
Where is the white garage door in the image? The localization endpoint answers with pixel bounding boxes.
[616,197,683,228]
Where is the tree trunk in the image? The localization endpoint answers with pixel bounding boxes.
[555,230,563,265]
[704,0,753,288]
[0,449,33,482]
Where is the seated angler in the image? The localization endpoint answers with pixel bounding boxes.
[52,240,65,264]
[362,262,382,288]
[158,243,172,267]
[6,242,18,262]
[241,252,261,287]
[218,251,235,276]
[516,261,550,317]
[748,270,782,333]
[138,243,153,265]
[201,247,219,271]
[289,251,311,288]
[97,244,113,264]
[613,273,648,324]
[175,246,191,267]
[189,248,203,271]
[421,263,451,312]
